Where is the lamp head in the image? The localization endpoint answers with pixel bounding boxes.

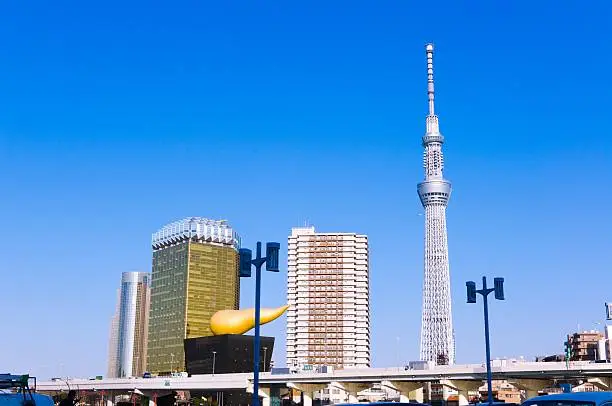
[266,242,280,272]
[466,281,477,303]
[239,248,252,277]
[494,277,505,300]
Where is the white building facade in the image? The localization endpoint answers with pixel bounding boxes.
[286,226,370,370]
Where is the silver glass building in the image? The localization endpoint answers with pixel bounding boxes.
[107,272,151,378]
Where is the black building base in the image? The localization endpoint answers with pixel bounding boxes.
[184,334,275,375]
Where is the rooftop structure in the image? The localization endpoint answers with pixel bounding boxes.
[152,217,240,250]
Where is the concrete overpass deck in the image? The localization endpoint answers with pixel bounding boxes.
[35,362,612,406]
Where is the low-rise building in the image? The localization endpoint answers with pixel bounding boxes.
[477,381,522,404]
[568,331,604,361]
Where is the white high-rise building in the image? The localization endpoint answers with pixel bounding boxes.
[286,226,370,370]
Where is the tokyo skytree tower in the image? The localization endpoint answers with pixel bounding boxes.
[417,44,455,365]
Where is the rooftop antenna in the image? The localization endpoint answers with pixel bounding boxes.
[424,43,440,135]
[426,43,435,116]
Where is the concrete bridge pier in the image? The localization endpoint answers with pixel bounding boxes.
[381,381,424,403]
[248,384,275,406]
[146,392,157,406]
[139,390,170,406]
[97,390,117,406]
[331,382,370,403]
[256,386,285,406]
[287,383,326,406]
[587,377,612,391]
[97,390,114,406]
[511,379,552,400]
[443,380,482,406]
[259,387,271,406]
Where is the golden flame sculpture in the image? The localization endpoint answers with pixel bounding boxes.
[210,305,289,335]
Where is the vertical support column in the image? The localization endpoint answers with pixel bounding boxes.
[443,380,482,406]
[302,391,313,406]
[148,392,157,406]
[511,379,552,401]
[286,384,326,406]
[270,386,281,406]
[260,387,271,406]
[588,377,612,391]
[381,381,424,403]
[106,390,114,406]
[292,390,301,404]
[252,242,263,406]
[409,387,424,403]
[332,383,369,404]
[457,389,470,406]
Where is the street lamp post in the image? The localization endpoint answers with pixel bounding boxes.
[170,353,174,374]
[263,347,268,372]
[212,351,217,376]
[239,241,280,406]
[466,276,505,406]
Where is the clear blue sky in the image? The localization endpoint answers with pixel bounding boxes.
[1,0,611,379]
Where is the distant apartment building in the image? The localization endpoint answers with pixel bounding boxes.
[107,272,151,378]
[147,218,240,374]
[477,381,522,404]
[286,226,370,370]
[568,331,604,361]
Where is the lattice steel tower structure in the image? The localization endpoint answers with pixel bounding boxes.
[417,43,455,365]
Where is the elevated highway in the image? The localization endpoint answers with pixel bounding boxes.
[36,362,612,406]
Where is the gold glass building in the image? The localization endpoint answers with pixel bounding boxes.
[147,217,241,374]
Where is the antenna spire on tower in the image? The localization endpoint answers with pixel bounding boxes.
[426,43,435,116]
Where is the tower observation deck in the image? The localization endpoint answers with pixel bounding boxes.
[417,43,455,365]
